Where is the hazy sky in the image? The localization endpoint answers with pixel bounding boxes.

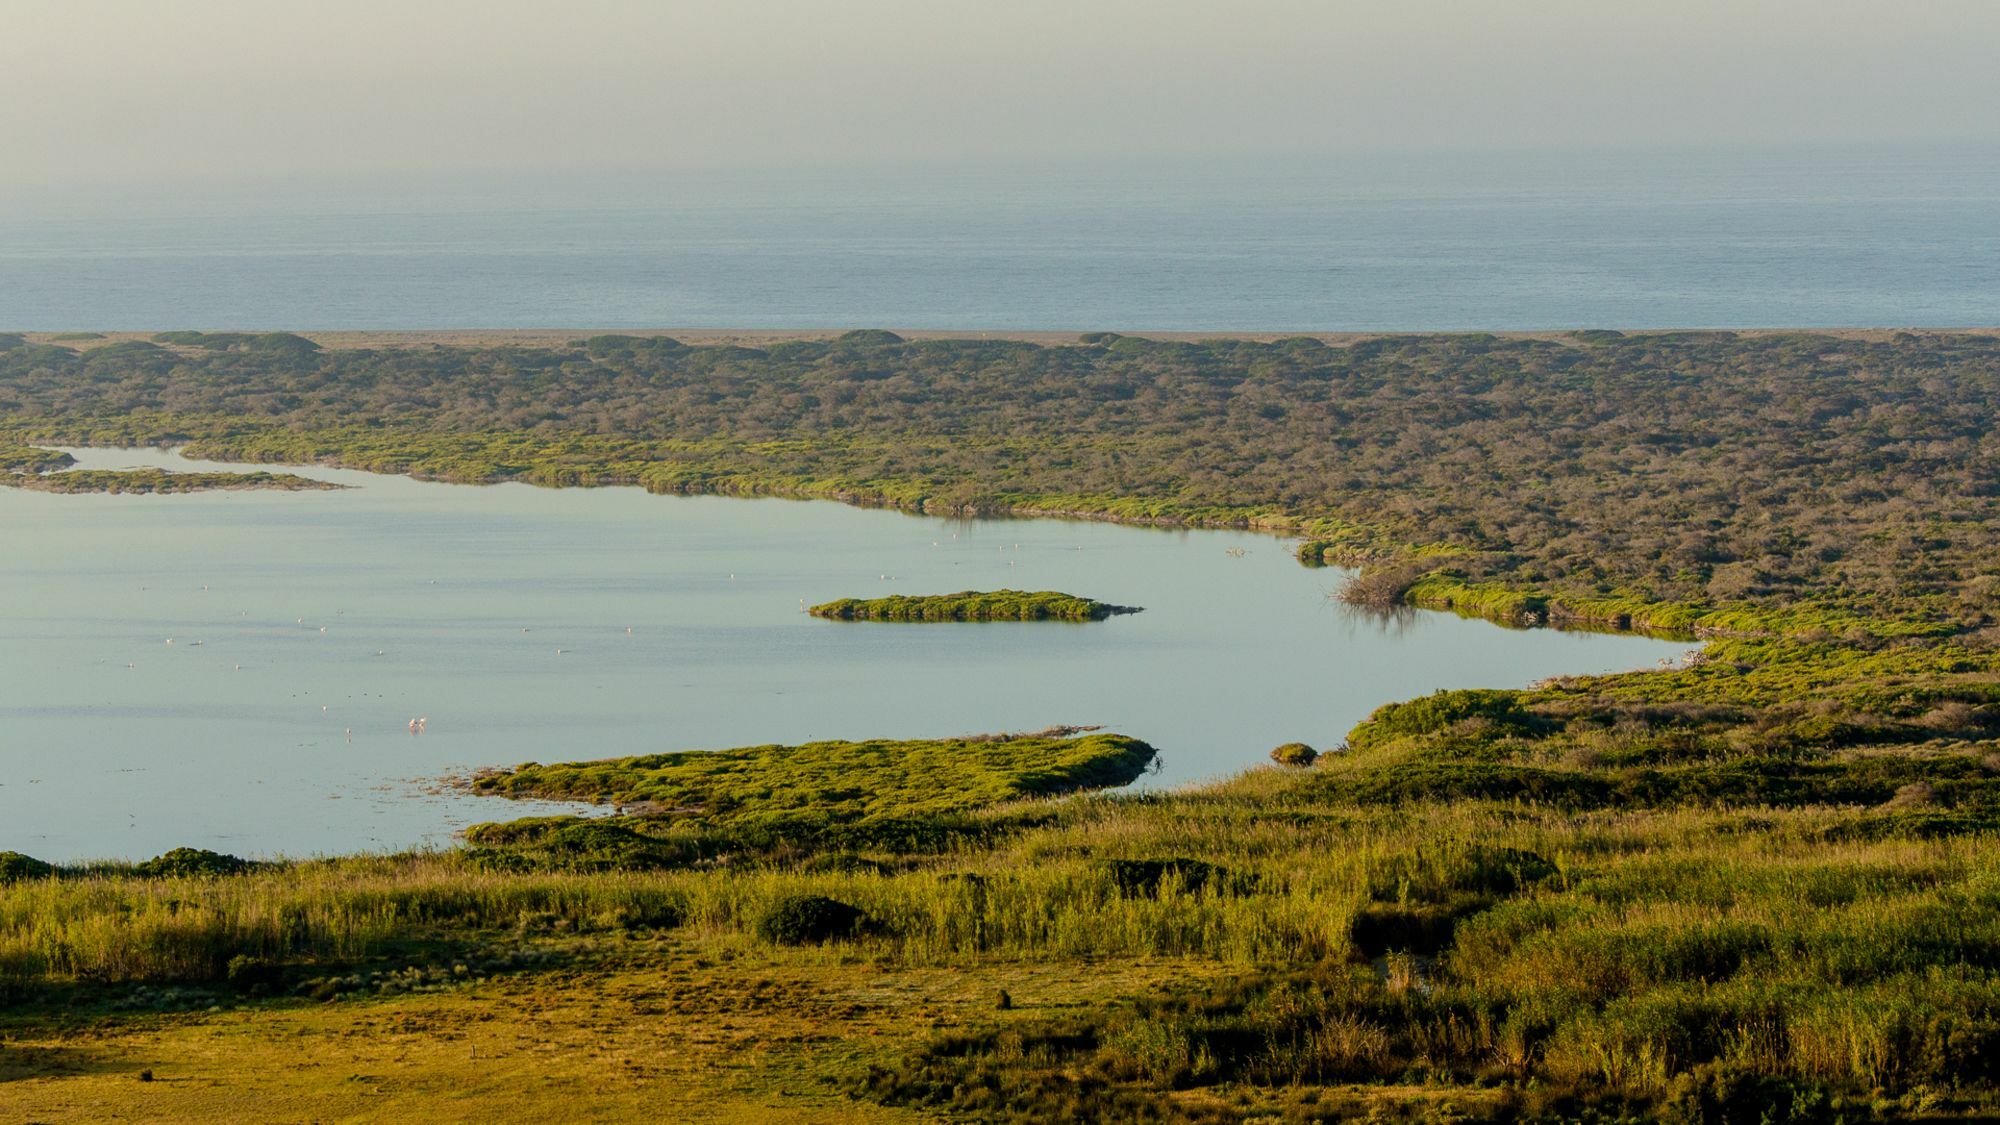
[5,0,1997,187]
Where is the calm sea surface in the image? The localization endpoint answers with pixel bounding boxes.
[0,449,1690,861]
[2,146,1996,331]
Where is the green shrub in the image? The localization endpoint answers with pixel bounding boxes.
[1349,689,1540,751]
[1350,903,1468,957]
[1269,742,1319,767]
[225,954,284,994]
[0,851,53,883]
[136,848,253,878]
[756,894,866,944]
[1097,857,1233,898]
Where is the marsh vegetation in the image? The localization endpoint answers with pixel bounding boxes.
[5,328,2000,1120]
[808,590,1140,622]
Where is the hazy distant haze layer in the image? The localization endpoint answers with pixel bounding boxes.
[4,0,1998,194]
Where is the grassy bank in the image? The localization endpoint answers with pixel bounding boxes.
[4,729,1998,1119]
[468,733,1158,823]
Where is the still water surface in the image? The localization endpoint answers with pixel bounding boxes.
[4,146,1996,331]
[0,449,1690,860]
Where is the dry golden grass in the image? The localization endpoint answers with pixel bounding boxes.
[0,950,1228,1123]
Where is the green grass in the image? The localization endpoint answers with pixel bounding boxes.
[468,733,1158,825]
[808,590,1140,622]
[5,772,1998,1120]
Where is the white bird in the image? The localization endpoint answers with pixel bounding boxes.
[164,638,174,646]
[319,626,327,635]
[234,664,242,671]
[417,716,427,732]
[625,626,633,635]
[346,728,353,743]
[375,650,385,657]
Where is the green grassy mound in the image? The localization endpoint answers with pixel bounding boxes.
[470,733,1158,825]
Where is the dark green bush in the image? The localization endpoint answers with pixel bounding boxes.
[1097,857,1232,897]
[1269,742,1318,767]
[613,894,688,931]
[1350,690,1540,751]
[756,894,866,944]
[225,954,284,994]
[0,851,53,883]
[1350,903,1467,957]
[136,848,252,878]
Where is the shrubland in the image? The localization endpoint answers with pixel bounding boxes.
[4,328,2000,1121]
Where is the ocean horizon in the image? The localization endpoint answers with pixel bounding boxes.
[4,143,1996,333]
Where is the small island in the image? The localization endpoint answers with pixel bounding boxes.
[808,589,1141,622]
[1,465,344,494]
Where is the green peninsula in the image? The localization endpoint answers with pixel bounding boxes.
[471,732,1157,824]
[808,589,1140,622]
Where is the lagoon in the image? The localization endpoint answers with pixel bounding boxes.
[0,448,1691,860]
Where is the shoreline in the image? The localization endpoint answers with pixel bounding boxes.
[23,440,1733,642]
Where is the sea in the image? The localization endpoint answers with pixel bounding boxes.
[1,144,1995,332]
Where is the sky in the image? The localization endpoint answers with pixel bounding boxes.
[3,0,1997,191]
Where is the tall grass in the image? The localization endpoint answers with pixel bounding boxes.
[5,773,1997,1115]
